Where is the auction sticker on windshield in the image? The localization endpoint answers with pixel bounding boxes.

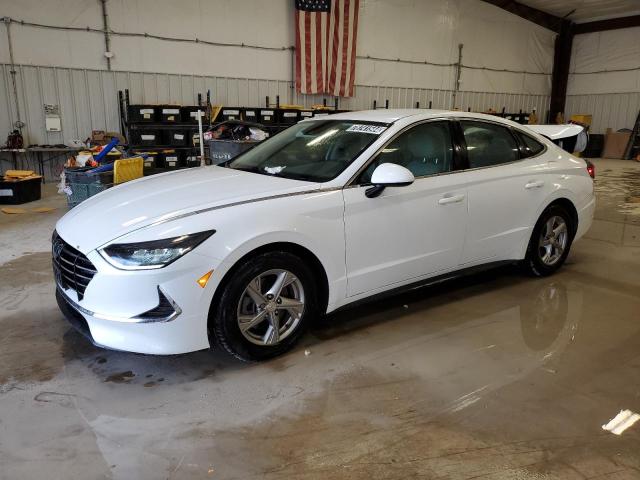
[346,124,387,134]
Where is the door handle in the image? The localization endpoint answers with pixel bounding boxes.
[438,194,465,205]
[525,180,545,189]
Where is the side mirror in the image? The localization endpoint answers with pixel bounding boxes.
[366,163,415,198]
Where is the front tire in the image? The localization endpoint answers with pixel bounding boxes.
[523,205,574,277]
[210,251,319,362]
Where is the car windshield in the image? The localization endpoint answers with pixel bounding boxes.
[226,120,388,182]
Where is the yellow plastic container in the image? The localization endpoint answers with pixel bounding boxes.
[113,157,144,184]
[570,114,592,127]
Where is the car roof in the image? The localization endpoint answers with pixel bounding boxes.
[312,109,526,128]
[319,109,448,123]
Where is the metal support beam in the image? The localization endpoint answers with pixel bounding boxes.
[549,20,573,123]
[100,0,111,70]
[452,44,463,109]
[480,0,564,32]
[484,0,639,35]
[574,15,640,34]
[2,17,23,130]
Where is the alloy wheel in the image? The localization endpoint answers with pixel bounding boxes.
[538,216,568,266]
[236,269,305,346]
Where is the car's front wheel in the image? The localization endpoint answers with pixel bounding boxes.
[210,251,319,361]
[524,204,575,277]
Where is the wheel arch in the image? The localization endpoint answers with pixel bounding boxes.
[516,194,580,260]
[207,241,331,329]
[542,197,579,236]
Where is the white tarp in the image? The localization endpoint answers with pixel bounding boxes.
[356,0,554,94]
[568,27,640,95]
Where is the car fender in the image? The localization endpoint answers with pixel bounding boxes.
[515,187,580,259]
[169,191,348,315]
[209,228,344,307]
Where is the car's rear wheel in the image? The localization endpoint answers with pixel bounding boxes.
[523,205,574,277]
[210,251,318,361]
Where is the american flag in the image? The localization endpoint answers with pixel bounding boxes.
[295,0,360,97]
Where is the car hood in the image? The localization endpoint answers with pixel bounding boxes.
[56,166,318,253]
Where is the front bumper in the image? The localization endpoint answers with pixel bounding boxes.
[57,287,210,354]
[54,242,221,355]
[56,288,95,344]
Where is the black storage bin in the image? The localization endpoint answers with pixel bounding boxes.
[243,108,258,122]
[219,108,242,122]
[258,109,276,125]
[279,109,300,124]
[161,150,183,169]
[185,154,203,168]
[181,106,205,123]
[131,129,161,147]
[128,105,157,123]
[159,105,182,123]
[163,130,188,146]
[189,129,201,148]
[132,150,161,169]
[0,177,42,204]
[299,110,314,120]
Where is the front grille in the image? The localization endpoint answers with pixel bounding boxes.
[52,231,97,301]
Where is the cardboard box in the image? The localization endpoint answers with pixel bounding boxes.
[91,130,106,143]
[91,130,125,146]
[602,130,631,159]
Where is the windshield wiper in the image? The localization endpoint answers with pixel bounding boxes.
[276,172,323,182]
[230,165,321,182]
[229,165,268,176]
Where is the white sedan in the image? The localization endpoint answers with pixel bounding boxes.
[53,109,595,361]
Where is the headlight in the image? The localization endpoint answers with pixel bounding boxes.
[99,230,215,270]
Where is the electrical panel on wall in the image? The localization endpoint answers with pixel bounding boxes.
[44,104,62,132]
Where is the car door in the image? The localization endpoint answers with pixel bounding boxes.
[343,120,468,297]
[456,120,553,265]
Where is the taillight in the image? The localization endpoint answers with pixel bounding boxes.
[586,161,595,179]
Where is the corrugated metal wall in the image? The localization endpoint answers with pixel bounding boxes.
[566,92,640,134]
[1,63,550,180]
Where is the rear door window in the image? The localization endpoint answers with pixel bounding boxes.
[461,121,520,168]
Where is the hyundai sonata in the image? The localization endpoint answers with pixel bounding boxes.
[53,110,595,361]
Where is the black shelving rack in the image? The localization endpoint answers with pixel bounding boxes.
[117,90,346,173]
[118,89,208,172]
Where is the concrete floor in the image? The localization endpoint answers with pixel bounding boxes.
[1,159,640,480]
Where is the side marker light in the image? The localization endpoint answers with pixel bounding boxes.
[197,270,214,288]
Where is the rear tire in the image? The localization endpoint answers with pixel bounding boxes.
[210,251,319,362]
[523,204,575,277]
